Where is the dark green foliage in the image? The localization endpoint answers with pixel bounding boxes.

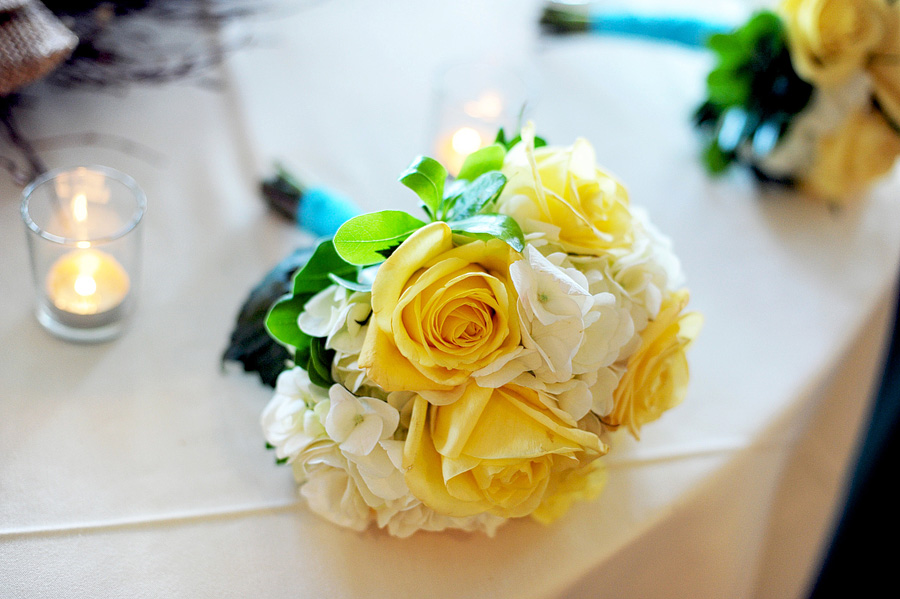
[694,11,813,175]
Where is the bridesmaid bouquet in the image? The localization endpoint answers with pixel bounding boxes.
[695,0,900,204]
[260,124,701,537]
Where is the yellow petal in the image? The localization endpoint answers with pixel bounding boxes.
[531,461,607,524]
[358,324,455,392]
[431,383,493,457]
[607,289,700,439]
[403,396,490,517]
[372,221,453,332]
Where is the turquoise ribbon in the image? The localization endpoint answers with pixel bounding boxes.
[297,186,361,238]
[589,13,731,48]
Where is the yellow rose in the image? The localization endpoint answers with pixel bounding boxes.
[498,125,633,256]
[867,5,900,125]
[403,382,607,518]
[530,460,607,524]
[803,106,900,201]
[605,290,701,439]
[358,222,521,394]
[781,0,888,86]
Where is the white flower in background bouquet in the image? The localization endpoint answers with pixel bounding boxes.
[260,123,701,537]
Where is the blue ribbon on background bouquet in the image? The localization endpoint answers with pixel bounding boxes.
[540,4,732,48]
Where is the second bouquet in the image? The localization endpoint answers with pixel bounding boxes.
[260,123,701,537]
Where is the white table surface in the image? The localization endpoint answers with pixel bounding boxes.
[2,1,899,597]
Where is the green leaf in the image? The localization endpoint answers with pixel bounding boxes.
[442,178,467,202]
[334,211,427,265]
[265,294,313,350]
[447,172,508,221]
[293,239,358,296]
[294,343,312,373]
[707,32,739,56]
[501,134,546,151]
[306,336,335,388]
[706,68,750,108]
[702,140,732,174]
[328,272,372,293]
[449,214,525,253]
[456,144,506,182]
[739,11,782,46]
[707,33,745,69]
[399,156,447,220]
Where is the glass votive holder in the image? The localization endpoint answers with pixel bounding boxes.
[430,61,531,175]
[21,166,146,343]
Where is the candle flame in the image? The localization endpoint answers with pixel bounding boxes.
[74,274,97,297]
[72,194,88,222]
[46,249,130,316]
[451,127,483,156]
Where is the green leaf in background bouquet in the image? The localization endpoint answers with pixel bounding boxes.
[334,210,427,265]
[446,171,508,222]
[706,68,751,108]
[694,10,813,177]
[737,10,782,48]
[706,32,745,69]
[399,156,447,220]
[702,139,731,174]
[456,144,506,182]
[449,214,525,253]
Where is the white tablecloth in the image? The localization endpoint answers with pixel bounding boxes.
[2,1,899,597]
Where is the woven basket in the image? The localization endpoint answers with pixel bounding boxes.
[1,0,77,96]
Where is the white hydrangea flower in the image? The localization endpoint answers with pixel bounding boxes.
[260,369,371,530]
[262,371,399,531]
[297,284,378,395]
[377,501,507,538]
[580,363,623,418]
[324,385,407,501]
[261,368,331,464]
[332,351,368,395]
[325,385,397,453]
[494,245,633,421]
[511,246,593,381]
[574,207,682,344]
[298,285,372,354]
[300,458,372,531]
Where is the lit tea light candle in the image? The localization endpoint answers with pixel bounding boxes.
[22,165,145,341]
[431,62,528,176]
[46,249,130,323]
[437,126,488,176]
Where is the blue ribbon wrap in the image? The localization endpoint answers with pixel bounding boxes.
[297,187,361,238]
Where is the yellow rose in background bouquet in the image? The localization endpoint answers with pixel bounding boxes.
[781,0,888,86]
[695,0,900,204]
[260,124,700,537]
